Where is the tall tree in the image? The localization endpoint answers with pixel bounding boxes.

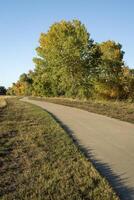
[34,20,101,98]
[94,40,125,99]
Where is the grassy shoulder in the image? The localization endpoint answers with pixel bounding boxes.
[0,98,118,200]
[0,97,7,108]
[29,97,134,124]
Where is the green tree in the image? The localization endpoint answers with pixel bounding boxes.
[8,71,33,96]
[34,20,101,98]
[19,72,33,95]
[94,40,125,99]
[120,67,134,100]
[0,86,7,95]
[32,59,53,96]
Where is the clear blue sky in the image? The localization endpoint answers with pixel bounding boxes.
[0,0,134,88]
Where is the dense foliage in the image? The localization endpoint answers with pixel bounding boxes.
[7,19,134,100]
[0,86,7,95]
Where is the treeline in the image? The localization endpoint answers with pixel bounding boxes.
[0,86,7,95]
[7,19,134,100]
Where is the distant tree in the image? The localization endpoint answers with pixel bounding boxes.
[18,72,33,95]
[94,40,125,99]
[130,69,134,76]
[34,19,101,98]
[8,71,34,96]
[120,66,134,100]
[6,87,14,95]
[0,86,7,95]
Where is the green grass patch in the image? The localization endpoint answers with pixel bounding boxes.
[0,99,118,200]
[30,97,134,124]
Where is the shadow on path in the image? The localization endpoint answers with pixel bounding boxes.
[47,110,134,200]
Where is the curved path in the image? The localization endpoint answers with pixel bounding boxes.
[22,97,134,200]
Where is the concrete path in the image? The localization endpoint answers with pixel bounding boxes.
[22,97,134,200]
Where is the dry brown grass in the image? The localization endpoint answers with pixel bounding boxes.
[0,97,7,108]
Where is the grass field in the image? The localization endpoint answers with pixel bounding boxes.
[0,98,118,200]
[0,97,7,108]
[30,97,134,124]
